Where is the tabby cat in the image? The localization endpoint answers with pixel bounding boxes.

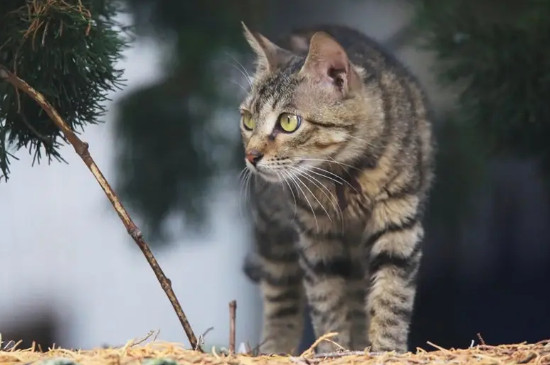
[239,23,434,354]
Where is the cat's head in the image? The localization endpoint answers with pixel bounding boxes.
[239,23,375,182]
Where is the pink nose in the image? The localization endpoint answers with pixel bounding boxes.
[245,149,263,166]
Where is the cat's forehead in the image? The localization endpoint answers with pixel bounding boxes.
[243,59,304,114]
[250,75,295,113]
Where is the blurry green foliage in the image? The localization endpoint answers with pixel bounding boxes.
[114,1,263,239]
[414,0,550,179]
[0,0,126,180]
[426,115,488,230]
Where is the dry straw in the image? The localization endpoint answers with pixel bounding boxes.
[0,338,549,365]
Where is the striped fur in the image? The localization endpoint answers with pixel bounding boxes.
[239,24,434,354]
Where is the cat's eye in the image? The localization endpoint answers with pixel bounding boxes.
[242,111,255,131]
[278,113,301,133]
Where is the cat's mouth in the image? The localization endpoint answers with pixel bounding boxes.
[245,160,281,182]
[246,162,301,183]
[245,158,309,183]
[249,166,280,182]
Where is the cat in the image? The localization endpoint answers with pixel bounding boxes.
[239,23,434,354]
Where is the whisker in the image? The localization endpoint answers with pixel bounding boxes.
[305,167,343,185]
[244,169,253,212]
[346,134,379,149]
[239,166,249,182]
[279,169,298,217]
[284,158,361,194]
[292,171,328,225]
[291,158,362,172]
[224,52,254,88]
[286,170,319,231]
[309,166,361,194]
[229,79,250,95]
[239,168,250,215]
[290,166,341,223]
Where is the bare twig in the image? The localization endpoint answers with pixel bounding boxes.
[2,340,21,352]
[131,330,159,347]
[477,333,487,346]
[0,64,201,352]
[426,341,452,353]
[250,338,268,356]
[196,327,214,351]
[300,333,339,358]
[229,300,237,354]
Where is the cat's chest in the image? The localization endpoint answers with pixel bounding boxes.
[335,182,371,219]
[304,180,373,226]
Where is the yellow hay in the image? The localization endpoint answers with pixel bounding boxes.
[0,339,549,365]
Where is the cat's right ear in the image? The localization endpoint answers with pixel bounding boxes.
[299,32,361,96]
[242,22,293,76]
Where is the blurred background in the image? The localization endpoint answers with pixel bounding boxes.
[1,0,550,352]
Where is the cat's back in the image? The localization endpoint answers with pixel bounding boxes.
[279,25,412,81]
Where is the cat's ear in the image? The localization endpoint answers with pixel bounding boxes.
[288,35,310,55]
[242,22,294,75]
[299,32,360,95]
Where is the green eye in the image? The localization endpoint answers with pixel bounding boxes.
[279,113,301,133]
[242,111,255,130]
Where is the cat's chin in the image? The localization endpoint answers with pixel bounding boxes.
[245,166,280,183]
[244,160,277,182]
[253,170,281,183]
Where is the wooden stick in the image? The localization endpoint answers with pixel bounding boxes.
[229,300,237,354]
[0,64,201,352]
[477,333,487,346]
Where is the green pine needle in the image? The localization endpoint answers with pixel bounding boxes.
[0,0,127,180]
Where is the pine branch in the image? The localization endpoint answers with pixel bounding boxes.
[0,63,201,352]
[0,0,126,180]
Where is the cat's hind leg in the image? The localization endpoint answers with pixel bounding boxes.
[247,183,305,355]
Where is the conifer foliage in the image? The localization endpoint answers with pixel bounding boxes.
[414,0,550,176]
[0,0,126,180]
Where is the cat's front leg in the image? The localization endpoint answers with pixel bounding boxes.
[258,260,305,355]
[297,218,358,353]
[248,181,306,355]
[251,229,305,355]
[365,197,423,352]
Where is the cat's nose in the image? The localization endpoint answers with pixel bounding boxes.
[245,149,264,166]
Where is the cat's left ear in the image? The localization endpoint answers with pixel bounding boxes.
[299,32,361,95]
[242,22,294,75]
